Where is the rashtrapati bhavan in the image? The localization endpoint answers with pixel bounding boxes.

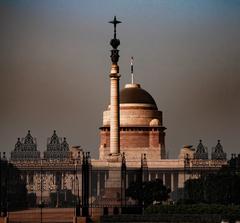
[9,17,227,210]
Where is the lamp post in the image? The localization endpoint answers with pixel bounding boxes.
[121,152,126,209]
[49,185,53,207]
[76,176,80,217]
[0,152,2,217]
[183,154,190,201]
[40,159,43,223]
[77,177,80,206]
[74,161,80,217]
[82,152,91,217]
[56,183,59,208]
[64,187,67,205]
[1,152,8,218]
[74,162,76,217]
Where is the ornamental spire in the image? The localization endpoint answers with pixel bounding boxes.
[109,16,121,66]
[109,16,121,43]
[108,17,121,157]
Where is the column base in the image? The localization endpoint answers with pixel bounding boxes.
[0,217,8,223]
[73,216,87,223]
[107,153,121,162]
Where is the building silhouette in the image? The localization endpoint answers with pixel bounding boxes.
[8,17,227,210]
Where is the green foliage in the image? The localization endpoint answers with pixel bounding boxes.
[184,179,204,203]
[145,204,240,223]
[0,161,28,211]
[146,204,240,215]
[126,179,170,208]
[184,166,240,204]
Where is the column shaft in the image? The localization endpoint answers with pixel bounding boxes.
[97,172,100,196]
[171,173,174,192]
[110,76,120,155]
[163,173,166,185]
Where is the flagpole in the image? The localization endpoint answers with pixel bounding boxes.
[131,57,134,84]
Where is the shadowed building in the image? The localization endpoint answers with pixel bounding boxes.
[10,130,40,161]
[8,17,228,210]
[100,83,166,161]
[211,140,227,160]
[44,130,71,160]
[193,140,208,160]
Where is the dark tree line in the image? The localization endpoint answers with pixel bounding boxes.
[0,159,27,214]
[184,166,240,205]
[126,178,171,208]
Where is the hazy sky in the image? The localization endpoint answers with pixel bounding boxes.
[0,0,240,159]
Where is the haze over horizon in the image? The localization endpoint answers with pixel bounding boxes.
[1,0,240,159]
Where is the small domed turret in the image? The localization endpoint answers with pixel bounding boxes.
[150,119,160,126]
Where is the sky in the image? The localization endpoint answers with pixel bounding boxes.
[0,0,240,159]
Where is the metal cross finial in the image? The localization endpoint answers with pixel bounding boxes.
[109,16,121,39]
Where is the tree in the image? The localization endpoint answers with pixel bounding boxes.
[184,178,204,203]
[184,166,240,205]
[0,160,27,213]
[126,179,171,208]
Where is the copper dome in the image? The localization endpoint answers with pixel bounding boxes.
[120,83,157,107]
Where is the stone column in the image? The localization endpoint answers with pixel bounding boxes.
[163,173,166,185]
[78,172,82,194]
[126,173,129,188]
[178,171,185,188]
[108,16,121,157]
[148,172,151,181]
[133,173,137,182]
[97,172,100,196]
[109,68,120,156]
[104,171,107,188]
[171,173,174,192]
[54,174,57,191]
[61,173,64,190]
[26,173,29,185]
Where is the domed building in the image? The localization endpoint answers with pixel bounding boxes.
[99,83,166,161]
[7,18,228,210]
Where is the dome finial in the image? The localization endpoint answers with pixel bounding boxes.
[131,56,134,84]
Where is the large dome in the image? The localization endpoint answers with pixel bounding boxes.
[102,83,161,126]
[120,83,157,107]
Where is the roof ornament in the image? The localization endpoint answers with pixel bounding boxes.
[109,16,121,65]
[131,56,134,84]
[211,140,227,160]
[24,130,35,145]
[109,16,121,42]
[193,139,208,160]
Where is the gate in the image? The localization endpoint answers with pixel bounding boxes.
[0,151,147,222]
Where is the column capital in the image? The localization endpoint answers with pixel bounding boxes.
[110,73,121,78]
